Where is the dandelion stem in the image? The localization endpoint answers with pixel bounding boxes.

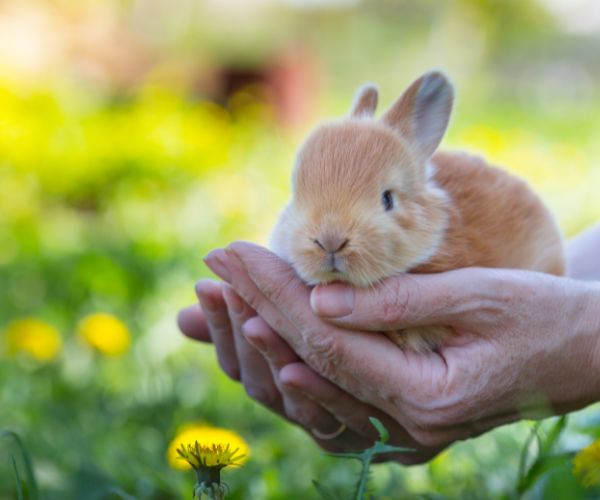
[195,467,221,487]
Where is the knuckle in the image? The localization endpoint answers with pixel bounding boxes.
[380,276,422,327]
[477,269,526,321]
[302,330,341,378]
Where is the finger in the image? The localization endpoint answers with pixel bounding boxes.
[241,316,353,443]
[241,316,299,369]
[204,246,306,352]
[280,363,445,462]
[200,254,384,451]
[177,304,211,342]
[206,243,442,419]
[222,285,285,414]
[206,243,310,329]
[280,362,379,441]
[281,362,406,444]
[310,268,501,331]
[196,279,240,380]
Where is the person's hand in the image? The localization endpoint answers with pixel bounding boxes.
[178,280,441,462]
[199,242,600,450]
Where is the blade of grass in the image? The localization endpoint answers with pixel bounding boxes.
[540,416,567,455]
[1,430,38,500]
[517,452,575,495]
[11,455,24,500]
[515,417,569,498]
[517,421,542,490]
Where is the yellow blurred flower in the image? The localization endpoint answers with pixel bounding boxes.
[177,441,246,500]
[77,313,130,356]
[574,439,600,487]
[177,441,245,470]
[5,318,63,361]
[167,423,250,471]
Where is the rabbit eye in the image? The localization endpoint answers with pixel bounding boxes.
[382,190,394,211]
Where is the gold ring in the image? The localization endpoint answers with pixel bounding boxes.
[311,422,347,440]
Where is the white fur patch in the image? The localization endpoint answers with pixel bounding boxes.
[425,161,436,182]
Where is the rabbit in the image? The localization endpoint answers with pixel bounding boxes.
[270,71,565,352]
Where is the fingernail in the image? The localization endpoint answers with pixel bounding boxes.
[278,365,301,390]
[242,318,266,352]
[204,249,231,282]
[310,283,355,317]
[223,287,244,315]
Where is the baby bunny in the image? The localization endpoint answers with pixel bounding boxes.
[270,71,565,352]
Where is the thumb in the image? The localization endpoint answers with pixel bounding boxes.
[310,268,497,331]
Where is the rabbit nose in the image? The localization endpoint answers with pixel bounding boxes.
[313,235,349,254]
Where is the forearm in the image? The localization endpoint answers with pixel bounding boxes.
[567,223,600,281]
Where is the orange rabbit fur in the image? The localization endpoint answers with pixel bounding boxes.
[270,71,565,352]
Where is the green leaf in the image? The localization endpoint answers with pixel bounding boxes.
[372,442,415,455]
[369,417,389,443]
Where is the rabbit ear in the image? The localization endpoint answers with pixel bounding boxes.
[382,71,453,160]
[350,84,379,117]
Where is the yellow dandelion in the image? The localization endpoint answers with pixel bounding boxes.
[77,313,130,356]
[4,318,63,362]
[573,439,600,487]
[177,441,245,470]
[177,441,245,499]
[167,423,250,471]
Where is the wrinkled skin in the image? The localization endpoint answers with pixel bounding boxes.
[178,227,600,464]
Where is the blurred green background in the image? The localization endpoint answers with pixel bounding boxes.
[1,0,600,498]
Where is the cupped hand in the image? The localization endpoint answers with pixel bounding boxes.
[197,242,600,450]
[178,278,438,462]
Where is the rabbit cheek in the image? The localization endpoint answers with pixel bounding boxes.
[391,197,448,271]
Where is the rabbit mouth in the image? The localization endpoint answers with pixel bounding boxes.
[312,255,352,283]
[325,253,347,273]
